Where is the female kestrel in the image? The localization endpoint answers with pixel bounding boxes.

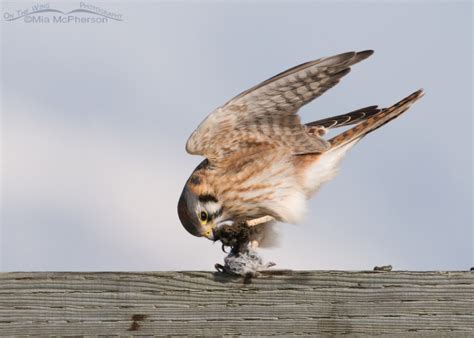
[178,50,423,249]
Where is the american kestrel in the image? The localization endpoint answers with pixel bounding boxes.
[178,50,423,250]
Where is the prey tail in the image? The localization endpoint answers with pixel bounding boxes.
[328,89,424,149]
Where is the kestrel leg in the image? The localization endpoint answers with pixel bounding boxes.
[246,215,275,227]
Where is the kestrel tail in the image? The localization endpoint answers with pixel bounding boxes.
[177,50,424,250]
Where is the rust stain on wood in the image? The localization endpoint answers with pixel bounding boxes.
[128,314,148,331]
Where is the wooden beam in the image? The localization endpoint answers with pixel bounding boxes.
[1,271,473,335]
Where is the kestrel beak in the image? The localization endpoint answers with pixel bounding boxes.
[202,228,215,240]
[202,220,234,240]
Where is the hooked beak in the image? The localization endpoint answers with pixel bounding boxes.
[202,228,215,240]
[202,220,234,241]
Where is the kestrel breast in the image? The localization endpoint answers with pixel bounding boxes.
[214,151,308,224]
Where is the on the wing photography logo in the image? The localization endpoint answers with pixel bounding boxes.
[3,2,123,24]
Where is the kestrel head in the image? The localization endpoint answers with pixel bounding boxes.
[177,160,224,240]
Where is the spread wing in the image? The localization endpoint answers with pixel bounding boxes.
[186,50,374,163]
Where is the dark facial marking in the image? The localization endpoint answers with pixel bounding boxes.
[198,194,218,203]
[189,175,201,185]
[213,206,223,219]
[195,158,210,171]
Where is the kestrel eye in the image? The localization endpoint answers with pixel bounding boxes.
[200,211,208,223]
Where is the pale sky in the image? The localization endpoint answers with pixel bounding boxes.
[1,1,472,271]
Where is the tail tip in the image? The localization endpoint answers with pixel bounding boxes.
[413,88,425,98]
[404,89,424,104]
[356,50,375,60]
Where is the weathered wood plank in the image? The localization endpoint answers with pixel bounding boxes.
[0,271,473,335]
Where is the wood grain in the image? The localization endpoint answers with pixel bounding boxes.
[0,271,473,336]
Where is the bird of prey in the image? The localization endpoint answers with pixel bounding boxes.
[178,50,423,252]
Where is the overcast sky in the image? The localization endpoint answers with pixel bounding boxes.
[1,1,472,272]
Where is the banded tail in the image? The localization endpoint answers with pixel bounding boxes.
[328,89,424,149]
[299,89,424,196]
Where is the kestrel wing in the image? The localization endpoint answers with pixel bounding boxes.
[186,50,374,163]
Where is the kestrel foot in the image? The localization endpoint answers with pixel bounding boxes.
[215,263,227,273]
[213,221,252,253]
